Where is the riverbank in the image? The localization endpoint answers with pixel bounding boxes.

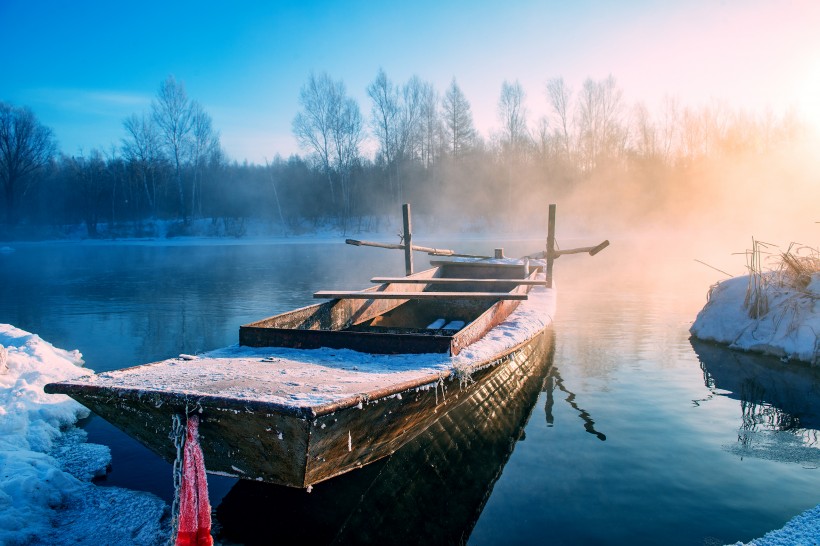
[0,324,168,545]
[691,262,819,366]
[688,253,819,544]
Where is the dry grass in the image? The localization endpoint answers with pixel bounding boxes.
[776,242,820,290]
[743,240,819,319]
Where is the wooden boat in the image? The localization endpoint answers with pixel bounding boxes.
[45,257,556,488]
[45,204,605,489]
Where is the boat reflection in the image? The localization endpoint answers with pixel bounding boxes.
[214,330,556,545]
[691,338,820,463]
[544,366,607,441]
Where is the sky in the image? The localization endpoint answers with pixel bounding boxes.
[2,0,820,164]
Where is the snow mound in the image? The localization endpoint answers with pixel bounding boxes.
[0,324,169,545]
[729,503,820,546]
[690,273,819,365]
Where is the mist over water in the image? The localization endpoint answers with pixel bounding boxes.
[1,234,817,544]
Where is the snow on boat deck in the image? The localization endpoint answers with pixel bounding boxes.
[68,284,557,409]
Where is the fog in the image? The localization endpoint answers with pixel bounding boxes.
[2,72,817,289]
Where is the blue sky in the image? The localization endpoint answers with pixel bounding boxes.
[2,0,819,163]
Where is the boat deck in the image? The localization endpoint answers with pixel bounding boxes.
[53,282,556,416]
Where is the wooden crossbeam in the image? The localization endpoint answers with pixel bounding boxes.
[314,291,528,301]
[370,277,548,286]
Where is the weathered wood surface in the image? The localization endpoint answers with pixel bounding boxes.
[370,277,548,285]
[402,203,413,275]
[313,291,528,301]
[46,329,553,489]
[345,238,452,255]
[552,239,610,257]
[243,327,454,354]
[215,330,556,545]
[450,268,539,356]
[240,267,440,347]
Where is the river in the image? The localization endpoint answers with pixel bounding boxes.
[1,237,818,545]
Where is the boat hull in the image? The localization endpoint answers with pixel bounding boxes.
[216,330,556,545]
[51,329,552,488]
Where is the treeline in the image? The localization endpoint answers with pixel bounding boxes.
[0,71,809,239]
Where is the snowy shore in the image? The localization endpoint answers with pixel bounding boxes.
[690,271,819,545]
[691,272,819,365]
[0,324,168,545]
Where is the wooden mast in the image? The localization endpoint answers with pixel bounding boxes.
[403,203,413,276]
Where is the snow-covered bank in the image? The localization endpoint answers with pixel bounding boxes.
[689,269,819,545]
[0,324,168,545]
[730,503,820,545]
[691,273,819,365]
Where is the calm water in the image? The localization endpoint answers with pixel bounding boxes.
[1,238,818,545]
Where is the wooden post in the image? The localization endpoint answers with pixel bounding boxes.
[402,203,413,276]
[546,203,556,288]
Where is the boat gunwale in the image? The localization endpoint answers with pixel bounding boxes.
[44,328,544,420]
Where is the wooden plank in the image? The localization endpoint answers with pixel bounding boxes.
[429,260,525,268]
[240,327,453,354]
[314,291,528,301]
[553,240,610,257]
[345,238,457,256]
[546,203,556,288]
[403,203,413,275]
[370,277,548,285]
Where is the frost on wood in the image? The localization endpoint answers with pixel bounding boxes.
[55,278,557,411]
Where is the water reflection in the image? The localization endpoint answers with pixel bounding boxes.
[691,338,820,465]
[214,331,556,545]
[544,366,607,441]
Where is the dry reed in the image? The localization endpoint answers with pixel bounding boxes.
[743,240,819,319]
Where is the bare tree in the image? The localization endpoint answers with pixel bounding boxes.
[293,72,363,227]
[658,95,680,163]
[397,75,426,162]
[0,102,57,225]
[367,68,400,203]
[367,70,430,205]
[441,78,476,159]
[497,80,530,215]
[546,78,573,160]
[122,113,163,216]
[498,80,529,152]
[152,75,193,220]
[331,96,364,229]
[576,75,625,171]
[65,150,108,237]
[631,101,657,160]
[418,83,440,168]
[189,102,221,218]
[293,72,341,205]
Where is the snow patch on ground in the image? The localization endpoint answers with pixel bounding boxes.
[0,324,169,545]
[691,273,819,365]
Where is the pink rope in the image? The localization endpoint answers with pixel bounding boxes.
[175,414,213,546]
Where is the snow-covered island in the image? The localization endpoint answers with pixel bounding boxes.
[691,264,819,367]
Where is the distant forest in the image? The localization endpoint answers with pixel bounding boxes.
[0,70,810,240]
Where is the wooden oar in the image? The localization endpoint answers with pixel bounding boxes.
[345,239,490,259]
